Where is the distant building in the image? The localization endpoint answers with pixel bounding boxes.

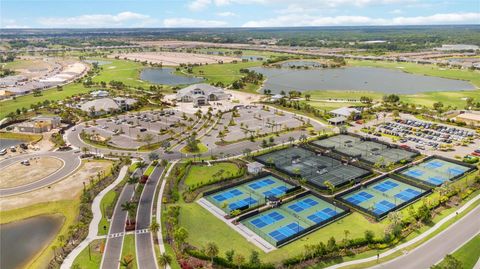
[0,89,15,100]
[15,115,61,133]
[435,44,479,51]
[78,97,137,116]
[176,83,230,106]
[327,116,347,126]
[247,162,264,175]
[0,75,28,88]
[330,107,361,120]
[270,94,285,101]
[90,90,109,98]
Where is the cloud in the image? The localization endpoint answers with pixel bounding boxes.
[1,19,29,28]
[188,0,211,11]
[390,9,402,14]
[216,11,237,17]
[242,12,480,27]
[37,12,155,28]
[163,18,228,27]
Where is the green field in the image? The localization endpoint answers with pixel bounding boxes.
[121,234,138,269]
[98,189,117,236]
[190,61,261,85]
[436,235,480,269]
[144,164,156,176]
[0,131,43,143]
[0,83,90,119]
[72,239,105,269]
[90,58,155,89]
[183,162,240,188]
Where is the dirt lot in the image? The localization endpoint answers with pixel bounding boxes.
[0,160,113,211]
[0,156,63,189]
[110,51,237,66]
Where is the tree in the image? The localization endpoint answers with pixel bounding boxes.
[433,101,444,111]
[158,253,171,269]
[233,254,245,269]
[137,161,147,174]
[343,230,350,249]
[127,176,138,185]
[173,227,189,251]
[225,249,235,263]
[142,133,155,146]
[205,242,219,264]
[324,180,335,194]
[249,250,261,266]
[148,152,159,162]
[364,230,375,243]
[150,220,160,233]
[431,254,462,269]
[305,94,311,101]
[120,254,134,268]
[121,201,136,226]
[417,204,432,223]
[327,236,338,252]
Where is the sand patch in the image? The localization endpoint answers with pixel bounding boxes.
[0,157,63,189]
[0,160,113,211]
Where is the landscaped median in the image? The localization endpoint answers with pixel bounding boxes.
[158,158,480,268]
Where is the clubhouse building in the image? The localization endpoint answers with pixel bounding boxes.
[176,83,230,106]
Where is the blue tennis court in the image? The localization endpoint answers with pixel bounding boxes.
[205,175,294,214]
[241,194,347,246]
[400,157,471,187]
[340,177,427,217]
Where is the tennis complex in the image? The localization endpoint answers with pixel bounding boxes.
[399,156,476,187]
[254,146,371,189]
[205,174,295,214]
[337,175,430,219]
[312,134,418,165]
[240,192,349,246]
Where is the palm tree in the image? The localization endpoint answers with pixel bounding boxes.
[137,161,147,174]
[127,176,138,185]
[150,220,160,233]
[120,254,134,268]
[205,242,219,264]
[158,253,171,269]
[121,201,136,226]
[233,254,245,269]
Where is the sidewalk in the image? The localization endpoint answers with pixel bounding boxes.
[61,165,128,269]
[325,193,480,269]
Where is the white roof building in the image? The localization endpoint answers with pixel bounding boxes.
[79,97,137,116]
[330,107,361,118]
[176,83,230,106]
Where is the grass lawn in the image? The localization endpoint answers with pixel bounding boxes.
[121,234,138,269]
[437,235,480,269]
[0,200,80,268]
[179,142,208,154]
[129,162,140,173]
[183,162,240,188]
[72,239,105,269]
[190,61,261,85]
[91,58,154,89]
[0,83,90,119]
[0,131,43,143]
[308,101,366,111]
[144,164,156,176]
[98,189,117,236]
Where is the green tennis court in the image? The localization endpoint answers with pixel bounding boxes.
[313,134,417,165]
[254,146,370,189]
[241,194,346,246]
[205,175,294,214]
[400,157,472,187]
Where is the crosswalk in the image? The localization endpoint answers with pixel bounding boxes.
[107,229,150,238]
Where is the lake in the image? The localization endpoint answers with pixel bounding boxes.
[140,68,203,85]
[0,139,22,150]
[0,215,63,269]
[280,60,323,68]
[250,66,476,94]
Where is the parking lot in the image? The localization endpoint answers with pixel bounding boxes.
[82,109,199,149]
[216,106,320,142]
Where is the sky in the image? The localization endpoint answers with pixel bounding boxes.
[1,0,479,28]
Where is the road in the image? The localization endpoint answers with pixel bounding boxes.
[100,168,140,269]
[136,165,165,269]
[0,151,81,196]
[372,205,480,269]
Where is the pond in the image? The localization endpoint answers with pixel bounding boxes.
[0,215,63,269]
[0,139,22,151]
[140,68,203,85]
[250,66,476,94]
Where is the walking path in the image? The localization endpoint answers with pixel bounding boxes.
[325,193,480,269]
[155,160,178,269]
[61,165,128,269]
